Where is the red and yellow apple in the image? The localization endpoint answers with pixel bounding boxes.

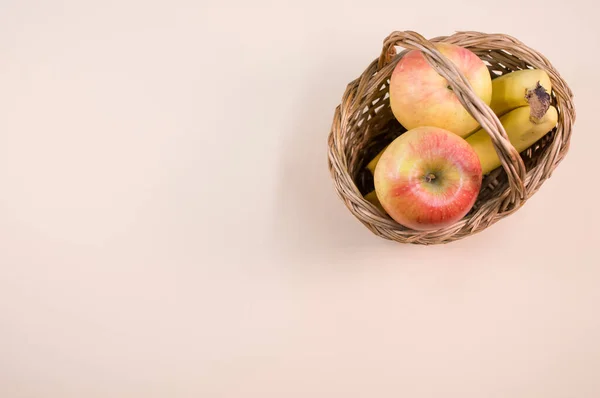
[389,43,492,137]
[374,126,482,231]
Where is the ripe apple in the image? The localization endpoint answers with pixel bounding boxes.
[374,126,482,231]
[389,43,492,138]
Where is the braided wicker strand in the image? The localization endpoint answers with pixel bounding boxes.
[327,31,575,245]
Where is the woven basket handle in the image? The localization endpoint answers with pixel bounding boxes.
[378,31,527,203]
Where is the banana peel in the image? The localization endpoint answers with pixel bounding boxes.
[490,69,552,116]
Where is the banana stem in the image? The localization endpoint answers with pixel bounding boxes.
[525,82,551,123]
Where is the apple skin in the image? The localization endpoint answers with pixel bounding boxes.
[389,43,492,138]
[374,126,482,231]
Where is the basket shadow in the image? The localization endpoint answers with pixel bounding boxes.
[269,64,383,262]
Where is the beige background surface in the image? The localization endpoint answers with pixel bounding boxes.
[1,1,599,397]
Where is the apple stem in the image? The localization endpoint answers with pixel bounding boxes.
[425,173,436,183]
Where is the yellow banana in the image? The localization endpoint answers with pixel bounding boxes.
[365,104,557,177]
[364,190,384,212]
[366,150,384,174]
[490,69,552,116]
[466,105,558,174]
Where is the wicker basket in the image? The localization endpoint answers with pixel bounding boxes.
[327,31,575,245]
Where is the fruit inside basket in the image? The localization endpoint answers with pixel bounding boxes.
[327,31,575,244]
